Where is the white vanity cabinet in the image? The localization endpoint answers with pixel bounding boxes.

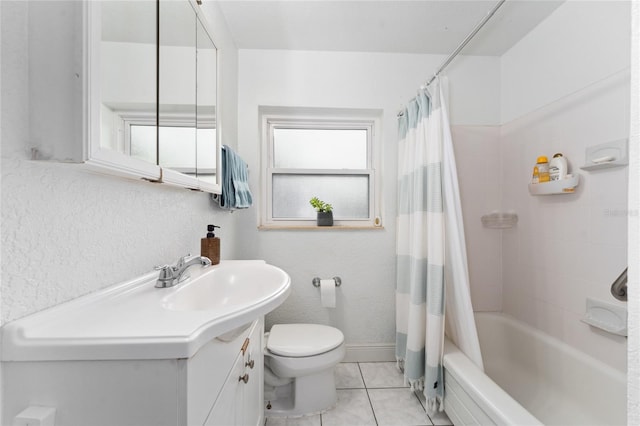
[2,318,264,426]
[2,262,291,425]
[198,318,264,426]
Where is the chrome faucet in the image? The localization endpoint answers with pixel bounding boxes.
[155,255,212,288]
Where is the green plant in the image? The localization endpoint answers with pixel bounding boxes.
[309,197,333,213]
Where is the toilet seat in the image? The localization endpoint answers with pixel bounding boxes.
[267,324,344,357]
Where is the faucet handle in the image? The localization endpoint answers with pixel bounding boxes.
[154,265,176,288]
[176,254,191,268]
[154,265,174,278]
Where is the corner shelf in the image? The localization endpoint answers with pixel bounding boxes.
[528,174,580,195]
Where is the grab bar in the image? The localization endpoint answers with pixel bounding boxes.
[610,267,627,302]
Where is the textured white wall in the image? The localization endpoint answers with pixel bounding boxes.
[500,0,630,371]
[0,1,240,325]
[236,49,502,344]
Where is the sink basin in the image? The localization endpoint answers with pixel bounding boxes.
[1,260,291,361]
[163,262,290,312]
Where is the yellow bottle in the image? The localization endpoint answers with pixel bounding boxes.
[536,156,550,183]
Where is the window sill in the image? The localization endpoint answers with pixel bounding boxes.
[258,225,385,231]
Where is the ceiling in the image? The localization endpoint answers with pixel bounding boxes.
[216,0,565,56]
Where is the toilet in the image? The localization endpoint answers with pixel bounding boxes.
[264,323,345,417]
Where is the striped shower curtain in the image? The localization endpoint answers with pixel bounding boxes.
[396,77,483,414]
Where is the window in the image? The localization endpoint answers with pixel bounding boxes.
[261,108,383,228]
[114,112,217,181]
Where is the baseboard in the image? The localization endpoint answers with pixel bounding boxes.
[343,343,396,363]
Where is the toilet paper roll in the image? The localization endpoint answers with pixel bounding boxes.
[320,279,336,308]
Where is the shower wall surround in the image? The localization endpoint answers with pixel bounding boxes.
[0,1,240,325]
[499,0,630,371]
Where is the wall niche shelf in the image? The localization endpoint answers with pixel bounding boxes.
[528,174,580,195]
[481,212,518,229]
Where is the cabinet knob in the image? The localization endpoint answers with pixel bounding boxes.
[239,373,249,384]
[245,359,255,369]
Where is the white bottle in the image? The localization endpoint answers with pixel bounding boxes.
[549,153,568,181]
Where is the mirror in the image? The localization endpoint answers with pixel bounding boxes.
[196,18,218,185]
[100,1,157,165]
[96,0,219,191]
[158,0,197,179]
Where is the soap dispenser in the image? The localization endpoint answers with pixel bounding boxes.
[201,224,220,265]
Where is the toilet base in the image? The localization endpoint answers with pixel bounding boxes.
[265,368,338,417]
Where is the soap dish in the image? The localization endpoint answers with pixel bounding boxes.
[581,297,627,337]
[580,138,628,171]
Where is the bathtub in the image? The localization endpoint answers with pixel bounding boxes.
[443,312,626,426]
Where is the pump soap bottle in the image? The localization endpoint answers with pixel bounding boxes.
[201,224,220,265]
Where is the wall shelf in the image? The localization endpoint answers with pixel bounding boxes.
[528,174,580,195]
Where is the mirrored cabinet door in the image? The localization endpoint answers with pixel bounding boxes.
[196,18,218,189]
[158,0,198,188]
[92,0,160,179]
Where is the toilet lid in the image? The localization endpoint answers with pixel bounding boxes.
[267,324,344,357]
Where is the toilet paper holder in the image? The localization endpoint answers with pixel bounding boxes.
[312,277,342,287]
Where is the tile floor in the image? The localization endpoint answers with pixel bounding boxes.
[265,362,454,426]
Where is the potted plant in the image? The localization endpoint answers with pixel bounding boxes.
[309,197,333,226]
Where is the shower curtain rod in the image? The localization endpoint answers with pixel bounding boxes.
[424,0,506,87]
[397,0,505,118]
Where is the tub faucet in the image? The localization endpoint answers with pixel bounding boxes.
[155,255,212,288]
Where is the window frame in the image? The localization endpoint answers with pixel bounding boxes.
[116,111,216,175]
[260,108,383,229]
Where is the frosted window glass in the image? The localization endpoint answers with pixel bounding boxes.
[131,125,215,178]
[196,128,216,169]
[159,126,196,169]
[197,128,216,181]
[273,128,367,169]
[130,125,157,164]
[272,174,369,219]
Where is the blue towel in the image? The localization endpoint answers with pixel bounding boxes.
[215,145,253,209]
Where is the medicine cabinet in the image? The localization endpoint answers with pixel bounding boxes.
[30,0,221,194]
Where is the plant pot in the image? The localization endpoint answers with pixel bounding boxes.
[317,211,333,226]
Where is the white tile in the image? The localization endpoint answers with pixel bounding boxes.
[321,389,376,426]
[265,414,321,426]
[367,388,429,426]
[334,363,365,389]
[562,309,627,371]
[428,409,454,426]
[588,202,628,246]
[412,389,451,424]
[359,362,407,388]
